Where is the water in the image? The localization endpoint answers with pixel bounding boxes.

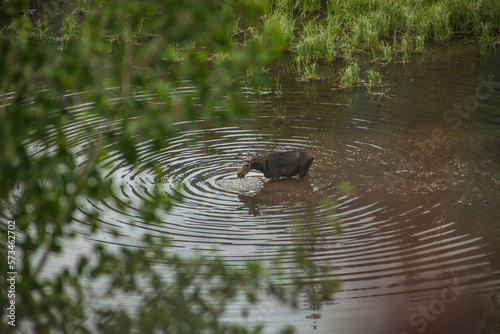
[17,42,500,333]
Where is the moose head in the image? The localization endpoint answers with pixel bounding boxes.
[235,152,255,178]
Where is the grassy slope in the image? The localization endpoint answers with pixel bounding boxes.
[266,0,500,59]
[256,0,500,86]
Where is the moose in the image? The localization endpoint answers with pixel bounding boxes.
[235,150,314,181]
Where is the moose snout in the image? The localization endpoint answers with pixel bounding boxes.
[237,165,250,178]
[237,169,247,178]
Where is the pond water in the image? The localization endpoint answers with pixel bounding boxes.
[23,42,500,333]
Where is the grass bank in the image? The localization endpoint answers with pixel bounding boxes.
[3,0,500,90]
[265,0,500,56]
[257,0,500,86]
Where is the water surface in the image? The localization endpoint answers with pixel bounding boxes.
[15,41,500,333]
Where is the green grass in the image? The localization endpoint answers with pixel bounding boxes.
[340,63,360,89]
[401,33,412,63]
[273,0,500,88]
[77,0,87,14]
[415,35,425,53]
[382,41,392,62]
[253,0,498,89]
[480,21,497,54]
[261,0,500,69]
[42,0,500,89]
[296,20,338,61]
[11,0,500,61]
[366,69,382,94]
[61,11,80,48]
[428,5,451,42]
[352,19,382,50]
[342,43,353,61]
[282,0,322,16]
[263,12,295,51]
[32,20,52,43]
[296,58,320,81]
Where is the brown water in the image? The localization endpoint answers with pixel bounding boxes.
[11,41,500,333]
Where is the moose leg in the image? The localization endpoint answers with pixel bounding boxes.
[263,170,279,181]
[298,157,313,178]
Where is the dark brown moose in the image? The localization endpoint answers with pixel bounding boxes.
[235,150,314,181]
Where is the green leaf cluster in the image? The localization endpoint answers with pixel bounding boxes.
[0,0,340,333]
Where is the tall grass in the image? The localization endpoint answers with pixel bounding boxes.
[479,0,500,32]
[61,11,81,48]
[264,12,295,51]
[262,0,500,87]
[352,19,381,50]
[33,20,52,43]
[269,0,499,57]
[446,0,477,31]
[296,20,338,61]
[366,69,382,94]
[401,33,412,63]
[415,35,425,53]
[296,21,324,60]
[428,5,451,42]
[272,0,322,16]
[295,58,320,81]
[77,0,87,14]
[340,63,360,89]
[480,22,497,54]
[382,42,392,62]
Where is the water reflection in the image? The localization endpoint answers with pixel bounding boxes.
[237,178,317,216]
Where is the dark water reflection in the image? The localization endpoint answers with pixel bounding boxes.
[17,41,500,333]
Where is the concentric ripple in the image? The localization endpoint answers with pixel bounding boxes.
[94,124,335,251]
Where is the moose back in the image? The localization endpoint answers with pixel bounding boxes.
[235,150,314,181]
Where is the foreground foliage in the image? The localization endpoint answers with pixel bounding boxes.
[0,0,339,333]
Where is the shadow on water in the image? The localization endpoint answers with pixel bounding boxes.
[237,178,319,216]
[19,40,500,333]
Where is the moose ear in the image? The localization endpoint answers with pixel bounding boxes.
[235,153,244,160]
